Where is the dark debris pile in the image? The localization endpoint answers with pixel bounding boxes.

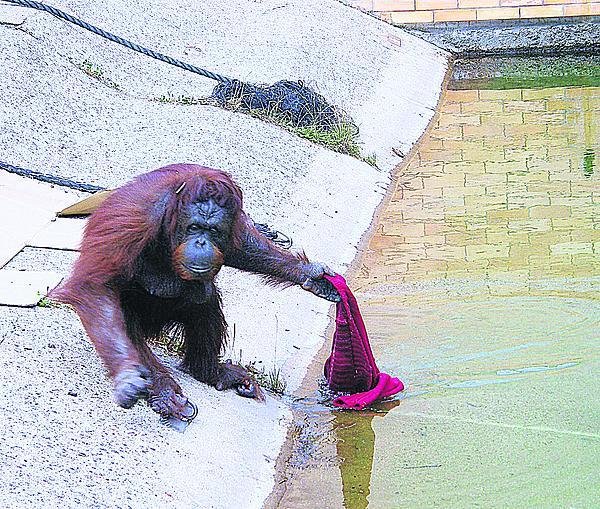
[212,79,356,132]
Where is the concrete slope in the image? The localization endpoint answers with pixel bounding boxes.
[0,1,448,507]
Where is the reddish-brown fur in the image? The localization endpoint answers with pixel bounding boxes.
[51,163,337,421]
[59,164,243,291]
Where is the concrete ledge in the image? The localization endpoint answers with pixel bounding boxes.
[397,16,600,57]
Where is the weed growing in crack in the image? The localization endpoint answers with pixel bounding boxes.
[80,59,120,90]
[154,92,206,105]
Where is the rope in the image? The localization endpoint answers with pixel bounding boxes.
[1,0,332,250]
[0,160,106,193]
[0,160,293,247]
[4,0,232,84]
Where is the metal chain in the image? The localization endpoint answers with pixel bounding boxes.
[4,0,232,84]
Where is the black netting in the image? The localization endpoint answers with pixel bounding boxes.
[212,80,356,132]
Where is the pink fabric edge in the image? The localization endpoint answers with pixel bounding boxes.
[332,373,405,411]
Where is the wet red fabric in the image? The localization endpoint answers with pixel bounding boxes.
[323,274,404,410]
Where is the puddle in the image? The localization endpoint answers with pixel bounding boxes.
[272,56,600,508]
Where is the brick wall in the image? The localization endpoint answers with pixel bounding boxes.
[352,0,599,23]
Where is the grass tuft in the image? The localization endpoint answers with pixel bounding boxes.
[245,361,287,396]
[153,84,380,165]
[154,92,205,105]
[37,296,52,308]
[362,153,378,168]
[212,84,377,165]
[156,327,288,396]
[36,295,59,308]
[80,59,120,90]
[295,124,361,159]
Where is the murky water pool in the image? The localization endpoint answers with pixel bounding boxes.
[271,56,600,508]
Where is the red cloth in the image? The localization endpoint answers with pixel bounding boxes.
[324,274,404,410]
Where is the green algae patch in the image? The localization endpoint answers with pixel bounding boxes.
[451,55,600,90]
[456,74,600,90]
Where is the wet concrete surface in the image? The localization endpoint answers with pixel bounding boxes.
[273,58,599,508]
[400,17,600,58]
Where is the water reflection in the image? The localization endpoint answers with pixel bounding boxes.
[355,85,599,287]
[334,402,401,509]
[276,72,600,508]
[350,81,599,508]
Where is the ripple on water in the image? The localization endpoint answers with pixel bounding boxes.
[370,296,600,376]
[445,377,525,389]
[496,361,579,376]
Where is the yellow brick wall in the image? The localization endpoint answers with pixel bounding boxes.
[354,0,599,23]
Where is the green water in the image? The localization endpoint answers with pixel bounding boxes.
[275,57,600,509]
[360,295,599,508]
[451,55,600,90]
